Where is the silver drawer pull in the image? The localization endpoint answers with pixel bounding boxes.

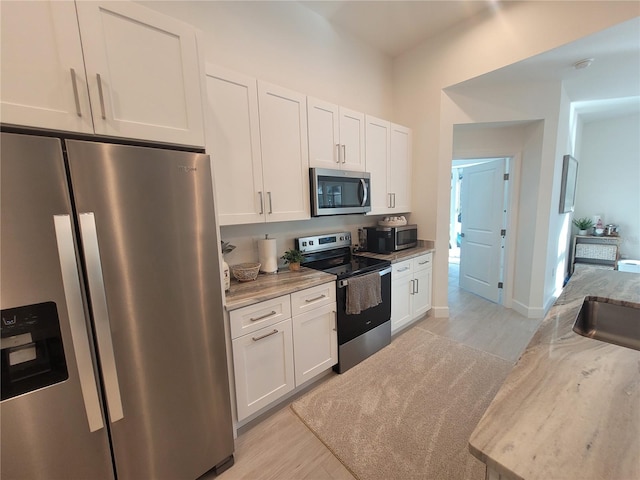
[252,329,278,342]
[305,294,326,303]
[398,266,410,272]
[250,310,277,322]
[418,260,430,265]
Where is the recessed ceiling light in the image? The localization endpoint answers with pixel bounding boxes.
[573,58,594,70]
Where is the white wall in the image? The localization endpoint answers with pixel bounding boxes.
[393,1,639,316]
[139,1,393,117]
[138,1,398,263]
[574,112,640,260]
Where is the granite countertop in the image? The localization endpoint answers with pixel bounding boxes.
[224,267,336,311]
[469,267,640,479]
[355,240,435,263]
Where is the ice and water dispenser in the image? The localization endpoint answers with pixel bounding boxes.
[1,302,68,401]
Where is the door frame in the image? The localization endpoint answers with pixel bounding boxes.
[450,152,521,309]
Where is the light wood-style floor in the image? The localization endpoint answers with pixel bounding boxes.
[206,262,541,480]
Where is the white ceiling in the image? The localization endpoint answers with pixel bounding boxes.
[300,1,640,121]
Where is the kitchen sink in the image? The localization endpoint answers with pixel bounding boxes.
[572,296,640,351]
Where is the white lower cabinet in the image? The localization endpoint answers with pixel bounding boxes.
[230,282,336,422]
[232,319,295,422]
[391,253,432,334]
[292,303,337,386]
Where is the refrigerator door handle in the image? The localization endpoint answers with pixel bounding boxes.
[54,215,105,433]
[79,212,125,424]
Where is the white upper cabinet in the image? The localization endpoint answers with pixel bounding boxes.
[75,1,205,146]
[258,81,310,223]
[205,66,264,226]
[389,123,412,213]
[365,115,412,214]
[1,0,205,147]
[205,71,310,225]
[0,1,93,134]
[365,115,391,215]
[307,97,365,172]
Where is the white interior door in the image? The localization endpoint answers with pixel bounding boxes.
[459,159,506,303]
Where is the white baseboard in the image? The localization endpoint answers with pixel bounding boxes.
[432,305,450,318]
[512,299,546,319]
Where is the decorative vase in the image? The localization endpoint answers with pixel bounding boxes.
[288,262,300,272]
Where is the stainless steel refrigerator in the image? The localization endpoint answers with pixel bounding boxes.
[1,132,234,479]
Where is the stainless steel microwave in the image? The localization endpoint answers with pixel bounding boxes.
[365,224,418,253]
[310,168,371,216]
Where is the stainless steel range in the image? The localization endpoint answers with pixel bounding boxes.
[296,232,391,372]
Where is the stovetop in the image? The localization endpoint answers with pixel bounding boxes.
[296,232,390,280]
[321,255,390,279]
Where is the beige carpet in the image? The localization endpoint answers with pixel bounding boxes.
[291,327,513,480]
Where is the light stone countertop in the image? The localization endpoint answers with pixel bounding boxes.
[224,267,336,311]
[354,240,435,263]
[469,267,640,480]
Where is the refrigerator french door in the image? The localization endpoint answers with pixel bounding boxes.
[1,132,234,479]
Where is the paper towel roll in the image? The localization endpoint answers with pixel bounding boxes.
[258,238,278,273]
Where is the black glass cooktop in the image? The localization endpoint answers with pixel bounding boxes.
[302,247,390,279]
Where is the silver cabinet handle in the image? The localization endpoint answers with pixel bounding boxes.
[96,74,106,119]
[397,266,410,272]
[79,213,124,424]
[392,193,396,208]
[415,278,419,293]
[252,329,278,342]
[305,295,326,303]
[70,68,82,117]
[342,144,346,163]
[267,191,273,214]
[54,215,104,433]
[410,279,415,294]
[250,310,276,322]
[335,144,341,164]
[388,193,392,208]
[418,259,430,265]
[258,191,264,214]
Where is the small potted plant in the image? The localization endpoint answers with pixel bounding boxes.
[572,217,593,235]
[281,248,304,271]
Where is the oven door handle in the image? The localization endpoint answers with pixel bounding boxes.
[338,266,391,288]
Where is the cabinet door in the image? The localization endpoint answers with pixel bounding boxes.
[339,107,366,172]
[412,267,432,318]
[232,319,294,421]
[205,66,265,225]
[365,115,391,215]
[307,97,340,169]
[75,1,205,146]
[389,123,412,212]
[258,81,310,223]
[292,303,337,386]
[391,273,413,334]
[0,1,94,133]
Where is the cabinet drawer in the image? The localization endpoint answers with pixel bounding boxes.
[412,253,433,272]
[229,295,291,339]
[392,259,413,279]
[290,282,336,315]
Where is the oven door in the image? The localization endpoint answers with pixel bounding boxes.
[336,267,391,345]
[311,168,371,216]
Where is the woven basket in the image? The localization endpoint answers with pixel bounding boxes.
[231,262,261,282]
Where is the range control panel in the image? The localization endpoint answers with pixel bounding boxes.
[295,232,352,254]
